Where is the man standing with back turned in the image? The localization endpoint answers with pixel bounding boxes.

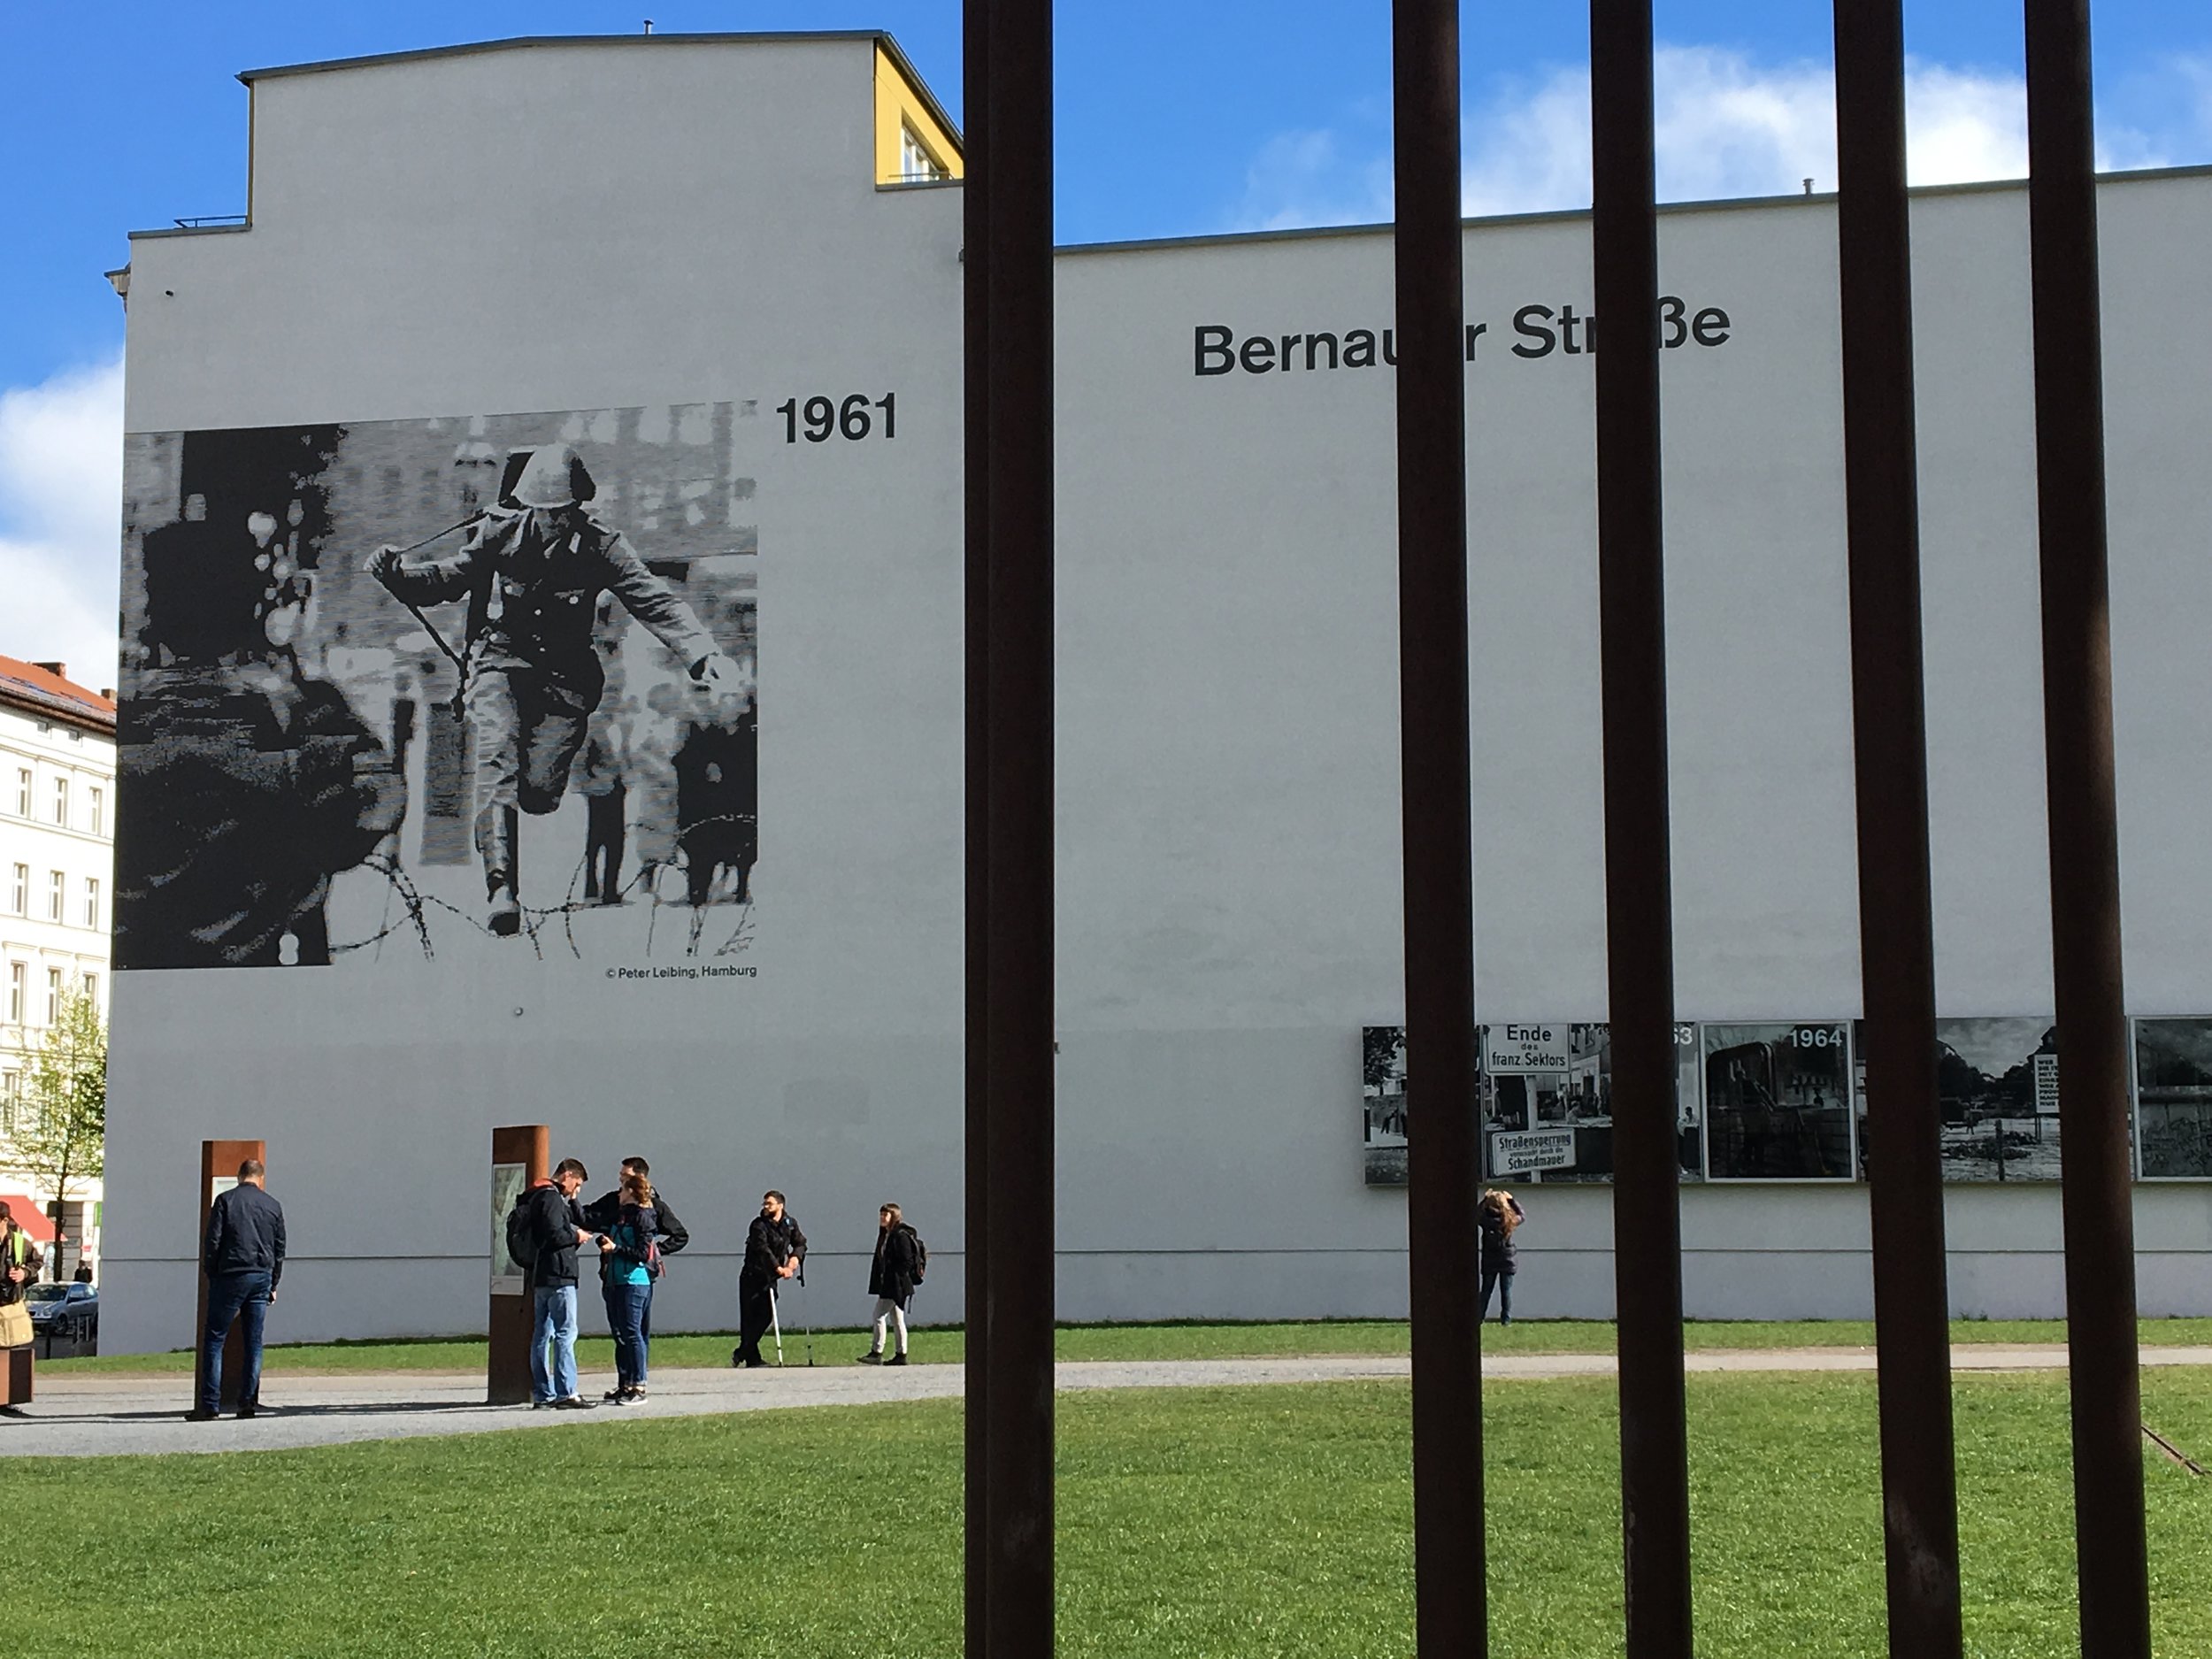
[193,1159,285,1421]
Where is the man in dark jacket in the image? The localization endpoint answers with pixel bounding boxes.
[192,1160,286,1420]
[582,1156,688,1396]
[520,1157,599,1409]
[732,1190,805,1368]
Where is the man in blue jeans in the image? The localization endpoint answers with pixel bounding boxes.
[518,1157,599,1409]
[190,1158,286,1421]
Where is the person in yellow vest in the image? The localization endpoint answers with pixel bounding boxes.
[0,1201,47,1351]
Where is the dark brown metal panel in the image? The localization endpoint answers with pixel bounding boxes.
[980,3,1055,1655]
[195,1137,265,1411]
[488,1125,549,1407]
[2021,4,2152,1655]
[1587,5,1694,1655]
[962,0,991,1651]
[1832,8,1966,1653]
[1389,4,1486,1655]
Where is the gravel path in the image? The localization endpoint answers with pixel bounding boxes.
[6,1345,2208,1459]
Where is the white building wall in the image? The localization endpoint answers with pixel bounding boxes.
[104,35,2212,1352]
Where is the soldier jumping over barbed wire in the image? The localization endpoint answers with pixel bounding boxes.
[365,442,746,936]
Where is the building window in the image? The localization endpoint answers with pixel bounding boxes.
[13,769,28,817]
[5,963,21,1024]
[84,877,100,929]
[900,123,950,182]
[0,1071,18,1135]
[81,972,98,1011]
[49,870,65,922]
[45,967,61,1025]
[53,775,68,826]
[88,786,104,838]
[7,864,23,915]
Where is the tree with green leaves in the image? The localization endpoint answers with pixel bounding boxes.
[12,983,106,1273]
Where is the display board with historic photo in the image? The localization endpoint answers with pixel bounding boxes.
[1362,1025,1409,1187]
[1479,1023,1703,1183]
[1702,1022,1855,1179]
[489,1162,529,1295]
[2132,1018,2212,1179]
[1852,1018,2062,1182]
[116,407,759,971]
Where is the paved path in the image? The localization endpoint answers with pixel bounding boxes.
[7,1345,2209,1458]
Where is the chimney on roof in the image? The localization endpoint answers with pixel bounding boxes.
[32,662,65,679]
[99,688,115,703]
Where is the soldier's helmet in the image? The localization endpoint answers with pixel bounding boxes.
[504,442,598,510]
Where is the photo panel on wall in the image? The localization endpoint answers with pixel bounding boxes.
[1701,1022,1855,1179]
[1849,1018,2062,1183]
[2131,1018,2212,1179]
[1479,1023,1703,1184]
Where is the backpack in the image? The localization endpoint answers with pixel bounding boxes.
[903,1225,927,1286]
[504,1197,539,1271]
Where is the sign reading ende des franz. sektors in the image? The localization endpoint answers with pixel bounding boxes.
[1485,1025,1571,1075]
[1490,1127,1578,1175]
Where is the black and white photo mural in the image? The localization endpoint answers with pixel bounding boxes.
[1478,1023,1704,1183]
[1361,1025,1409,1187]
[115,406,759,970]
[1851,1018,2062,1183]
[1701,1022,1855,1179]
[2131,1019,2212,1179]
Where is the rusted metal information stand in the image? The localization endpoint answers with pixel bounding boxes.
[488,1124,549,1407]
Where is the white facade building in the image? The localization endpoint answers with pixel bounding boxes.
[100,33,2212,1354]
[0,657,113,1279]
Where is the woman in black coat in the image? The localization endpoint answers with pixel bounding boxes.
[861,1203,922,1365]
[1476,1188,1525,1326]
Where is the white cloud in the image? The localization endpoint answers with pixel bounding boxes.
[0,354,125,693]
[1237,42,2201,232]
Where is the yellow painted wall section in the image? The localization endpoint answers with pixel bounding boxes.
[874,41,963,183]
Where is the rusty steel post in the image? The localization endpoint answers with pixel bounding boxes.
[980,3,1056,1655]
[1390,4,1486,1655]
[2022,3,2151,1655]
[1588,4,1694,1655]
[962,0,991,1652]
[1832,4,1966,1652]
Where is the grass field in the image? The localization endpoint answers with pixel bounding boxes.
[5,1369,2209,1657]
[41,1313,2212,1376]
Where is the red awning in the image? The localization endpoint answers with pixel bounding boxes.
[0,1195,56,1242]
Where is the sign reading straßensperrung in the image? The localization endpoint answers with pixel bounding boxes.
[1489,1127,1577,1175]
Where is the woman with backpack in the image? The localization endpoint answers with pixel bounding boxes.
[859,1203,922,1366]
[602,1169,660,1402]
[1476,1187,1525,1326]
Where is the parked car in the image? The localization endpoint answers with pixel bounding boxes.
[26,1281,98,1345]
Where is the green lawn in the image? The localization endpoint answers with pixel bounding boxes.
[4,1370,2208,1657]
[44,1315,2212,1377]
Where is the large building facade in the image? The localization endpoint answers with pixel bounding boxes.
[0,657,114,1279]
[103,32,2212,1354]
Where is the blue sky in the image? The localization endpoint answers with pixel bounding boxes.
[3,1,2208,677]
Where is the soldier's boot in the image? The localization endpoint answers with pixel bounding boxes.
[486,807,523,937]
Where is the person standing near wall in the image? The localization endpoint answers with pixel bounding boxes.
[191,1159,285,1420]
[732,1190,805,1368]
[1476,1188,1525,1327]
[583,1156,689,1370]
[0,1202,44,1354]
[520,1157,598,1411]
[858,1202,921,1366]
[600,1169,659,1404]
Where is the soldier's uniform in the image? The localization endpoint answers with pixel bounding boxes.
[372,443,725,933]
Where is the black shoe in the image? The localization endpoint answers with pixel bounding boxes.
[743,1358,768,1370]
[857,1351,882,1364]
[184,1408,218,1423]
[886,1353,909,1367]
[531,1401,553,1410]
[603,1386,626,1402]
[555,1395,596,1410]
[236,1404,258,1419]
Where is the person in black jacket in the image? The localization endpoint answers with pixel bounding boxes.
[520,1157,601,1410]
[1476,1188,1526,1326]
[191,1159,287,1420]
[732,1190,805,1368]
[582,1156,688,1394]
[858,1202,921,1366]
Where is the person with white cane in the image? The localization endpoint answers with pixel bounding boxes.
[732,1190,805,1369]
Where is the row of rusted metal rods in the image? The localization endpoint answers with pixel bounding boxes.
[960,1,2150,1655]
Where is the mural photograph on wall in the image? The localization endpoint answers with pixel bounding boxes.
[1479,1023,1703,1183]
[2131,1018,2212,1179]
[1702,1022,1855,1179]
[1850,1018,2062,1182]
[1362,1025,1409,1186]
[115,406,758,970]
